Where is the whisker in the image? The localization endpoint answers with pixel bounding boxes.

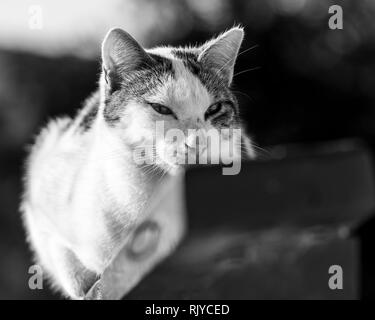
[231,90,254,103]
[237,44,260,59]
[214,44,259,78]
[233,66,261,78]
[234,141,272,160]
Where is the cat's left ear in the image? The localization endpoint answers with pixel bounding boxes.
[101,28,153,90]
[198,27,244,85]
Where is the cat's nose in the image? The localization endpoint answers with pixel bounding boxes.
[184,142,193,150]
[185,141,196,151]
[185,139,207,154]
[185,134,197,150]
[185,131,207,153]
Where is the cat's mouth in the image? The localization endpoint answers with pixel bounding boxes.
[162,148,208,167]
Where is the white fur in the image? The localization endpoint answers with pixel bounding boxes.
[21,29,254,299]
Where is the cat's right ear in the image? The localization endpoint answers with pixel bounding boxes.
[198,27,244,85]
[101,28,153,90]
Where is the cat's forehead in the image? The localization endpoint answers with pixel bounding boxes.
[152,59,211,115]
[146,47,231,111]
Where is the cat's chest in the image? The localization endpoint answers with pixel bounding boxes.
[99,165,157,218]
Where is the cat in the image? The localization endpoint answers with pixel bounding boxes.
[21,26,255,299]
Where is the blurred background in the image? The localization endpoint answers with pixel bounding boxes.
[1,0,375,299]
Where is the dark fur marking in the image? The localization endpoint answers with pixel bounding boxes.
[171,48,235,99]
[60,118,73,132]
[171,48,240,125]
[103,54,174,126]
[171,49,201,75]
[211,110,235,128]
[78,91,100,131]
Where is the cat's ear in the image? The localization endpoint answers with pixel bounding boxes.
[198,27,244,85]
[101,28,153,88]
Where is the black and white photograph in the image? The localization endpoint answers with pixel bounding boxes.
[0,0,375,306]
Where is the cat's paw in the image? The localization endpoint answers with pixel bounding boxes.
[85,279,103,300]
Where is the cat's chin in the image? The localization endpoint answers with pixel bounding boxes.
[168,166,184,176]
[156,161,184,176]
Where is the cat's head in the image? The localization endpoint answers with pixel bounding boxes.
[99,27,252,173]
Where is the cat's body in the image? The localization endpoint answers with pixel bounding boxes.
[21,27,254,299]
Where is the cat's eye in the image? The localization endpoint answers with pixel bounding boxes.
[205,102,223,119]
[148,103,174,116]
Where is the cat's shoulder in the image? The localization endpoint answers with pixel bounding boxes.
[29,116,73,160]
[73,90,100,131]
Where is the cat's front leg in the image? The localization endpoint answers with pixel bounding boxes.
[48,241,99,299]
[85,278,103,300]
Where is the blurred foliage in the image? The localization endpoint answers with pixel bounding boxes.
[1,0,375,299]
